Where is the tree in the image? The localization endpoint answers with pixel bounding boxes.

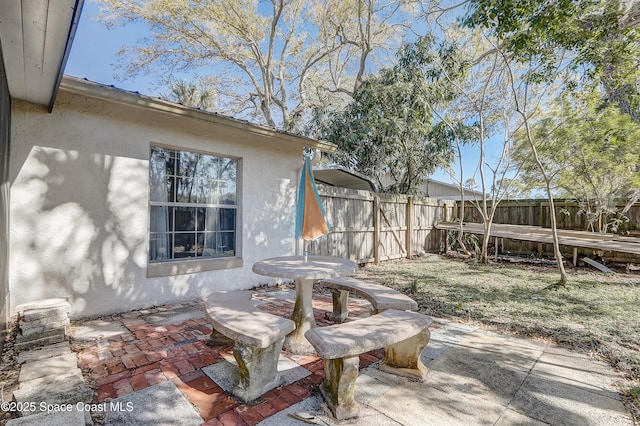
[456,0,640,283]
[99,0,419,130]
[428,27,523,263]
[493,177,530,200]
[464,0,640,122]
[513,93,640,232]
[430,119,481,255]
[500,53,571,285]
[317,36,457,194]
[160,79,216,110]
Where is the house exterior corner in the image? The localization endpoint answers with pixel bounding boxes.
[9,81,315,319]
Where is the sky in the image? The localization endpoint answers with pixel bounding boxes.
[64,1,491,187]
[66,2,163,96]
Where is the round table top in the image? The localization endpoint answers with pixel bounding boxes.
[252,255,358,280]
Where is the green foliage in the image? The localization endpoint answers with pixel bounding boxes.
[160,79,215,110]
[513,93,640,232]
[464,0,640,121]
[409,279,419,295]
[430,120,482,150]
[316,36,469,194]
[447,230,481,255]
[492,177,530,200]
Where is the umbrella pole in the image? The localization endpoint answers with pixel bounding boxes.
[303,240,308,262]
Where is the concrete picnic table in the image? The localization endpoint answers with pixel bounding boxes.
[252,255,358,354]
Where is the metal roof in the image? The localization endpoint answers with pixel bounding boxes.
[313,167,376,191]
[59,76,337,153]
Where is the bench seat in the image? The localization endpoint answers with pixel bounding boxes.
[304,309,432,420]
[206,290,294,348]
[318,277,418,322]
[205,291,295,402]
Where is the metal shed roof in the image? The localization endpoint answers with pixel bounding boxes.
[313,167,376,192]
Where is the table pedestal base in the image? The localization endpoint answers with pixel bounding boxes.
[251,256,358,355]
[283,279,317,355]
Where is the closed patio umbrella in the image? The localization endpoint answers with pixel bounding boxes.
[295,155,329,250]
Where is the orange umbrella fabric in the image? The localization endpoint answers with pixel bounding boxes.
[295,157,329,240]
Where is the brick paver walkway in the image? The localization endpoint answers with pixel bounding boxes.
[73,287,382,425]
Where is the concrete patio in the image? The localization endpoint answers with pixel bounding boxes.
[6,286,633,426]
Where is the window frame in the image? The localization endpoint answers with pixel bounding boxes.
[147,143,242,277]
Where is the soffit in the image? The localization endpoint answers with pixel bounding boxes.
[0,0,83,108]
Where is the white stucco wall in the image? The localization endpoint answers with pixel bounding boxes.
[9,89,305,318]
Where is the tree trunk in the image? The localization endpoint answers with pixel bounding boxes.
[505,55,568,286]
[481,219,492,264]
[544,182,568,285]
[457,190,471,256]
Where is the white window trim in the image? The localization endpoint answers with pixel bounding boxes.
[147,256,243,278]
[147,143,242,277]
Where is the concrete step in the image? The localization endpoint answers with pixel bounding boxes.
[12,374,93,417]
[15,298,70,316]
[14,329,66,352]
[20,318,70,337]
[21,306,70,323]
[17,342,71,364]
[19,353,80,382]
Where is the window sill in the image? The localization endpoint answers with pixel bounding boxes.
[147,257,243,278]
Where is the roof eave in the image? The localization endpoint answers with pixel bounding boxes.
[49,0,85,112]
[59,76,337,153]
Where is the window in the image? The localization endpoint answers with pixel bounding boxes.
[149,146,238,263]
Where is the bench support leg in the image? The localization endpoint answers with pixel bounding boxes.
[380,329,430,381]
[320,355,360,420]
[232,338,284,403]
[326,290,349,323]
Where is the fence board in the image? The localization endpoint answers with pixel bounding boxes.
[456,199,640,259]
[309,187,639,263]
[311,185,450,263]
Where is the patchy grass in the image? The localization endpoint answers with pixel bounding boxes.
[353,254,640,418]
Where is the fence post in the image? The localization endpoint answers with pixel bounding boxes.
[374,195,380,265]
[443,202,449,253]
[537,200,543,227]
[406,196,413,259]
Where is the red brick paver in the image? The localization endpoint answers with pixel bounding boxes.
[74,287,385,423]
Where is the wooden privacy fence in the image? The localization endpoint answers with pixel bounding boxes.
[457,199,640,234]
[306,191,640,263]
[306,185,452,264]
[454,199,640,260]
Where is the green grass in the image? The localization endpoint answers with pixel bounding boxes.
[353,254,640,416]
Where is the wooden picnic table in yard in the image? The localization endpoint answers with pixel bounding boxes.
[435,221,640,265]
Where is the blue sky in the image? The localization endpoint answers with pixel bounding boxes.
[66,2,163,95]
[65,1,488,186]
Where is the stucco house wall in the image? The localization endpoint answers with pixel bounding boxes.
[9,78,317,318]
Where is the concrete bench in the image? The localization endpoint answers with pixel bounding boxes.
[318,277,418,322]
[304,309,432,420]
[204,291,295,402]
